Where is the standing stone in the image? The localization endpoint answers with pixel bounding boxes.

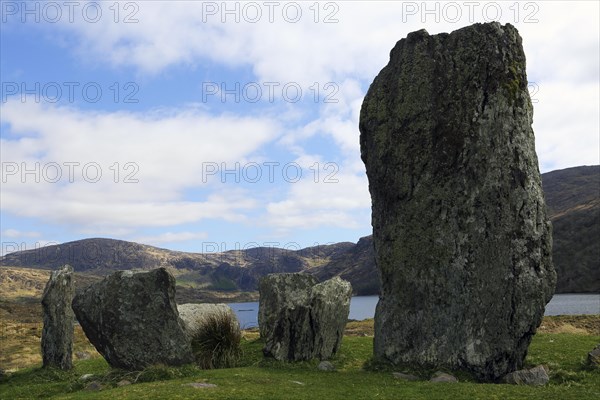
[72,268,193,370]
[41,264,74,370]
[259,273,318,361]
[310,277,353,359]
[258,274,352,361]
[359,22,556,381]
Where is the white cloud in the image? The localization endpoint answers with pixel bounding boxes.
[533,82,600,172]
[265,170,371,232]
[1,101,279,231]
[3,1,597,242]
[51,1,598,172]
[1,229,41,238]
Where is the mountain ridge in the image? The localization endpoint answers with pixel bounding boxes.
[1,165,598,295]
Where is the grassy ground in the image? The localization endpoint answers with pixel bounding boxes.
[1,317,598,399]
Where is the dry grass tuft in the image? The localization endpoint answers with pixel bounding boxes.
[190,310,242,369]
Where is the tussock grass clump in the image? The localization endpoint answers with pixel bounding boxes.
[190,310,242,369]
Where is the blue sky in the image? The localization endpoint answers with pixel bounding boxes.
[1,1,598,255]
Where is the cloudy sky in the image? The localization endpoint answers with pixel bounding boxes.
[1,1,598,255]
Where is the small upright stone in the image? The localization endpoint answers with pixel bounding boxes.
[258,274,319,346]
[258,273,352,361]
[41,264,74,370]
[310,277,353,360]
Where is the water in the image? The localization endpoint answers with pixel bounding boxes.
[544,293,600,316]
[229,293,599,329]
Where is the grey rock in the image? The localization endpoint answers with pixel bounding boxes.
[430,372,458,383]
[310,277,353,359]
[117,379,132,387]
[259,273,317,343]
[359,22,556,382]
[258,273,352,361]
[587,344,600,367]
[392,372,419,381]
[503,365,549,386]
[177,303,239,339]
[72,268,193,370]
[317,361,336,371]
[41,264,74,370]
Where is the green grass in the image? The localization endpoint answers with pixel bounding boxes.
[1,334,598,399]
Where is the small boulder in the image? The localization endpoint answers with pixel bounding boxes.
[318,361,336,371]
[587,344,600,367]
[72,268,193,370]
[430,372,458,383]
[258,274,352,361]
[503,365,549,386]
[41,264,74,370]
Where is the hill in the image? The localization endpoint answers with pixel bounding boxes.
[1,166,598,299]
[0,238,355,301]
[542,165,600,293]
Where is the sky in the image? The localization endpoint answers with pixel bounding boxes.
[1,0,598,255]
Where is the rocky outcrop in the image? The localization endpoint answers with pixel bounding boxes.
[177,303,239,338]
[72,268,193,370]
[359,22,556,381]
[258,273,352,361]
[41,264,74,370]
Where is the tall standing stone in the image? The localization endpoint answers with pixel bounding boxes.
[41,264,74,370]
[359,22,556,381]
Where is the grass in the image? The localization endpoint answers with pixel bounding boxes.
[0,316,100,373]
[189,310,242,369]
[1,318,599,399]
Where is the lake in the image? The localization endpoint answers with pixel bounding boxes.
[228,293,600,329]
